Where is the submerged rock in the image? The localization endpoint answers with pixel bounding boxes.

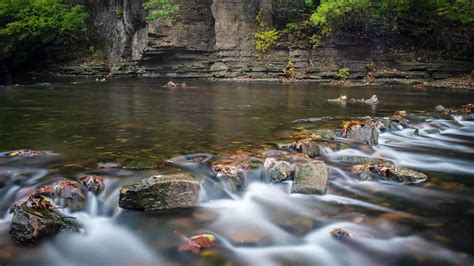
[349,95,379,104]
[119,173,200,211]
[352,161,428,184]
[434,103,473,120]
[9,194,79,246]
[330,227,351,240]
[3,149,48,158]
[328,95,348,102]
[291,116,333,123]
[292,161,329,195]
[330,155,384,165]
[264,158,293,182]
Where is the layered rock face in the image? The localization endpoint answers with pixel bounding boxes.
[62,0,473,80]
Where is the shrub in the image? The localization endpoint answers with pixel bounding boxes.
[0,0,88,61]
[308,0,474,54]
[285,60,297,79]
[255,29,280,56]
[255,10,280,56]
[143,0,180,25]
[337,67,350,79]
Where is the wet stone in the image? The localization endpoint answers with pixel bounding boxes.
[330,227,351,240]
[345,125,379,145]
[386,167,429,184]
[292,161,329,195]
[119,173,200,211]
[290,139,322,158]
[264,158,293,182]
[9,195,79,246]
[353,162,429,184]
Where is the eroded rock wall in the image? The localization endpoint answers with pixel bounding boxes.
[56,0,473,81]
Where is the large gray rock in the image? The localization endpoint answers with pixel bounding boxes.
[344,124,379,145]
[290,140,322,158]
[292,161,329,195]
[119,173,200,211]
[9,195,79,246]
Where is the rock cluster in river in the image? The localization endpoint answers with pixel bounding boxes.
[435,103,474,121]
[332,155,428,184]
[7,171,106,246]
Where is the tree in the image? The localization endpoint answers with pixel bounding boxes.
[0,0,88,61]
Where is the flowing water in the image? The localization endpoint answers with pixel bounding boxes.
[0,78,473,266]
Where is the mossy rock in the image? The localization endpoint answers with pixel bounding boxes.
[119,173,200,211]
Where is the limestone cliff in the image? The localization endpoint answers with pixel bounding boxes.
[56,0,473,81]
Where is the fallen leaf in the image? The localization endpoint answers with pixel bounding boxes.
[177,232,216,255]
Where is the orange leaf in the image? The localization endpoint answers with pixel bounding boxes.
[178,233,216,255]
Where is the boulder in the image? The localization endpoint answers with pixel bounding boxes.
[9,194,79,246]
[352,161,428,184]
[290,139,322,158]
[119,173,200,211]
[345,125,379,145]
[292,161,329,195]
[264,158,293,182]
[342,120,379,145]
[385,167,429,184]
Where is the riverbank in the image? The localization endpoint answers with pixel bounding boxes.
[22,62,474,90]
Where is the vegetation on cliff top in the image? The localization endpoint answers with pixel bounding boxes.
[144,0,180,25]
[258,0,474,56]
[0,0,87,62]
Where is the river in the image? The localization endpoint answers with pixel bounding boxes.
[0,78,473,265]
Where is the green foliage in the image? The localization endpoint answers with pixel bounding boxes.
[285,60,297,79]
[308,0,474,53]
[0,0,88,60]
[255,10,280,56]
[143,0,180,25]
[114,6,123,18]
[310,0,370,38]
[337,67,350,79]
[436,1,474,24]
[255,29,280,56]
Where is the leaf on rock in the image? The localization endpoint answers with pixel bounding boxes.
[80,175,105,194]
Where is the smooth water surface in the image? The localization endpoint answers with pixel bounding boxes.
[0,79,473,266]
